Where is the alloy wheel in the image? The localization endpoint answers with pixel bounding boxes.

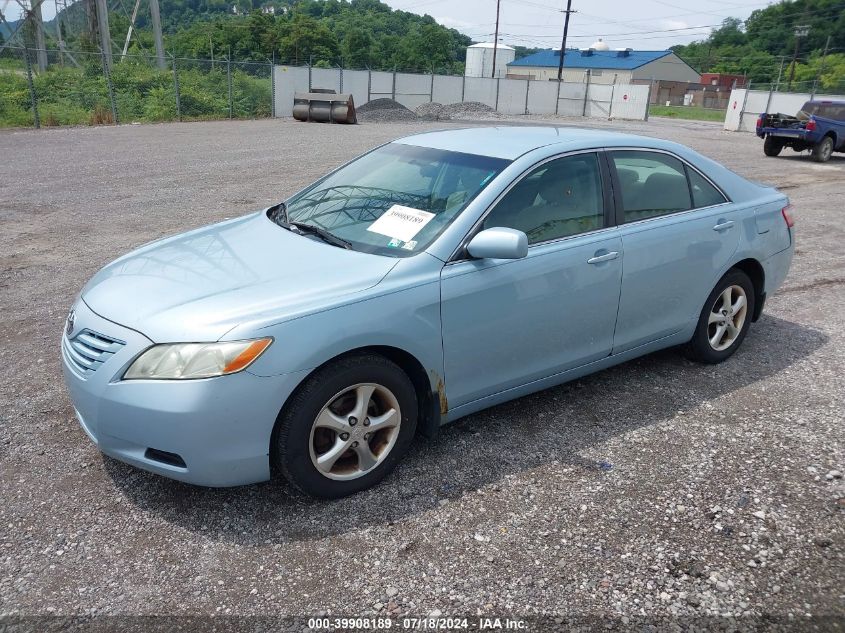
[308,383,402,481]
[707,285,748,351]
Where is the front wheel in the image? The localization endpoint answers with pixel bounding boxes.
[811,136,834,162]
[763,136,784,156]
[273,354,418,498]
[686,270,756,364]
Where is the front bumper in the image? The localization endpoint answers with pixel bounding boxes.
[61,299,309,487]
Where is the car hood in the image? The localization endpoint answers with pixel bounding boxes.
[82,212,398,342]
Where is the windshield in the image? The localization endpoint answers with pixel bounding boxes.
[278,143,510,257]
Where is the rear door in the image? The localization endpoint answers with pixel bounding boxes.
[608,149,740,354]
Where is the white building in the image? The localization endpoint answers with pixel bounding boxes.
[465,43,516,79]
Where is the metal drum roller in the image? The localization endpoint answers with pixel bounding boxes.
[292,92,357,124]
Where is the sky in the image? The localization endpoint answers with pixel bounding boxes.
[385,0,776,50]
[3,0,774,50]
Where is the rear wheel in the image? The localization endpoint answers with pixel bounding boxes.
[273,354,417,498]
[763,136,784,156]
[686,270,755,364]
[811,136,834,162]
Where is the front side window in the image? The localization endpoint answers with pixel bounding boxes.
[611,151,691,222]
[278,143,509,257]
[483,153,605,244]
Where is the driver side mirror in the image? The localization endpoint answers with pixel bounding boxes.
[466,227,528,260]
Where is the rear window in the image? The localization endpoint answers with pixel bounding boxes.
[798,101,845,121]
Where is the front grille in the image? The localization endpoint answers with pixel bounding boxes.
[63,329,125,376]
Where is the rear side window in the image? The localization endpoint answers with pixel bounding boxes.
[800,101,845,121]
[610,151,691,222]
[687,167,727,208]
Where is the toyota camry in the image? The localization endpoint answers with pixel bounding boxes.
[61,127,794,498]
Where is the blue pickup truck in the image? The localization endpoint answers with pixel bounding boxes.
[756,100,845,162]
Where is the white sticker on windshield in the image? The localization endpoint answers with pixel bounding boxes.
[367,205,435,243]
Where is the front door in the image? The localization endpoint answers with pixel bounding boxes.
[440,151,623,409]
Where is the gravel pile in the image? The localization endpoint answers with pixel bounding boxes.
[356,98,418,122]
[415,102,450,121]
[444,101,503,120]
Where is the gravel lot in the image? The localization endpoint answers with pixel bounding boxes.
[1,115,843,630]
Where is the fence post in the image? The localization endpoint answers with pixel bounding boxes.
[582,70,591,117]
[171,54,181,122]
[644,81,652,121]
[391,69,396,101]
[367,67,372,103]
[227,54,233,119]
[103,51,119,125]
[23,47,40,129]
[764,57,785,115]
[308,57,313,91]
[608,82,616,119]
[524,79,530,115]
[271,52,276,118]
[495,78,500,112]
[555,79,561,115]
[430,71,434,103]
[461,74,466,102]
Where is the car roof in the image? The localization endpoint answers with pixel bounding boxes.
[395,126,665,160]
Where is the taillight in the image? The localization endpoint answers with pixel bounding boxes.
[806,118,817,132]
[782,204,795,228]
[756,114,764,128]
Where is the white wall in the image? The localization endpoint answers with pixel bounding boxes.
[272,65,651,120]
[507,66,632,84]
[723,88,845,132]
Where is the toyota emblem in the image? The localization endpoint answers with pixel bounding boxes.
[66,309,75,336]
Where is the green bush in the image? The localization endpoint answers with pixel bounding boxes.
[0,60,271,127]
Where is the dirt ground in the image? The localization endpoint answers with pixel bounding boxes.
[1,115,843,631]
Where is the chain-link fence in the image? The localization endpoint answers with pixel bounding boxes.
[0,46,273,128]
[747,79,845,96]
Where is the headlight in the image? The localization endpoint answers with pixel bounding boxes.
[123,338,273,380]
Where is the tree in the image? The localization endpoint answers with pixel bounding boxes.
[279,12,339,65]
[341,28,374,69]
[708,18,746,49]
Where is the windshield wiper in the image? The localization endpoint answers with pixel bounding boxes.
[269,201,290,226]
[290,222,352,250]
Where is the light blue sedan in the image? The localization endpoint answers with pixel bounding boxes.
[61,127,794,497]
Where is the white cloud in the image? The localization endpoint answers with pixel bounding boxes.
[660,19,690,31]
[432,15,476,30]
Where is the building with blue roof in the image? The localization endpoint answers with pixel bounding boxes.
[506,40,700,85]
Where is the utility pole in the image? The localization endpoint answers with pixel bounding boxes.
[491,0,500,78]
[30,0,47,71]
[149,0,166,70]
[786,24,809,91]
[811,34,832,98]
[94,0,112,69]
[556,0,575,82]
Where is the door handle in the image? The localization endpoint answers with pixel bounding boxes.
[713,220,735,232]
[587,251,619,264]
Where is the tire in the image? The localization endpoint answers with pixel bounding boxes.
[686,269,756,364]
[273,354,418,498]
[763,136,783,157]
[811,135,834,163]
